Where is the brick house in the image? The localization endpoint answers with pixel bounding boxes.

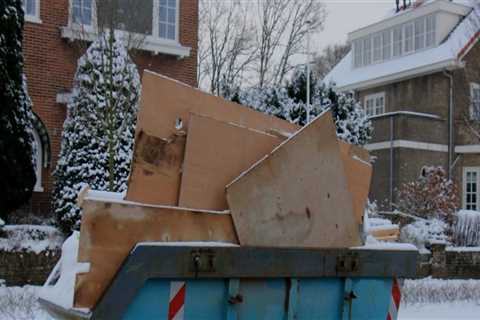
[325,0,480,211]
[21,0,198,217]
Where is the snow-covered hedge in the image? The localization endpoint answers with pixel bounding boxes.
[453,210,480,247]
[400,219,448,250]
[402,278,480,305]
[0,225,63,254]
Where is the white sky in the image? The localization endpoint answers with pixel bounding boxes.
[313,0,394,52]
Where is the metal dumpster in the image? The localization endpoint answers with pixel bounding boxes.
[66,243,418,320]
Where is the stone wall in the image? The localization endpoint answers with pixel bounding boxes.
[0,249,60,286]
[415,243,480,279]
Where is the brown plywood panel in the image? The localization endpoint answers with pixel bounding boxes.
[339,141,372,225]
[226,111,363,248]
[179,114,284,211]
[74,199,238,309]
[126,71,299,205]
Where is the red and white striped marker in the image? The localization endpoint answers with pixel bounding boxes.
[168,281,186,320]
[387,278,401,320]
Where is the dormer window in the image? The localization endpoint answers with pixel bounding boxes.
[352,14,436,68]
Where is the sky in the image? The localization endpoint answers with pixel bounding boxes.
[313,0,394,52]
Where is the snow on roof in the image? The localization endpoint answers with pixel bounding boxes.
[325,2,480,91]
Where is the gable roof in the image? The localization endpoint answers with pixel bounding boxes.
[324,1,480,92]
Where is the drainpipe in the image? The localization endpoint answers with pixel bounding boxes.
[443,70,454,179]
[389,115,394,211]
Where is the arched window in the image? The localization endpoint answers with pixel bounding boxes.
[31,113,51,193]
[32,128,43,192]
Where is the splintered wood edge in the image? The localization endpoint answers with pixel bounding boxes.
[77,185,91,207]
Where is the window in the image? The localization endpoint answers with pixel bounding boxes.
[471,83,480,120]
[363,37,372,66]
[72,0,92,26]
[32,128,43,192]
[353,39,363,68]
[23,0,40,22]
[373,33,382,63]
[464,167,480,210]
[364,92,385,117]
[414,17,425,51]
[393,26,403,57]
[159,0,177,40]
[404,22,414,53]
[426,14,436,47]
[382,30,391,61]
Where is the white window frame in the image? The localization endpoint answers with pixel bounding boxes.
[373,33,382,63]
[426,14,436,48]
[463,167,480,210]
[404,22,414,54]
[364,92,386,117]
[32,128,43,192]
[382,29,392,61]
[414,16,426,51]
[353,39,363,68]
[68,0,96,32]
[363,36,372,66]
[470,82,480,120]
[23,0,41,24]
[393,25,403,58]
[67,0,180,43]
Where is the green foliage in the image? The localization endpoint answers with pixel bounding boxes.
[0,1,36,220]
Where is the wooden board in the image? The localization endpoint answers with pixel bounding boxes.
[226,111,363,248]
[178,114,284,211]
[339,141,372,225]
[74,197,238,309]
[126,71,299,206]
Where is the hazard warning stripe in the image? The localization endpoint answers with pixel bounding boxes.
[168,281,186,320]
[386,278,401,320]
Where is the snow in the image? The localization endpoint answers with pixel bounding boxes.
[446,246,480,252]
[400,219,448,249]
[0,286,52,320]
[84,189,230,215]
[351,235,417,251]
[367,217,397,231]
[134,241,239,251]
[39,232,90,311]
[453,210,480,246]
[325,2,480,90]
[0,225,63,254]
[369,111,442,120]
[399,302,480,319]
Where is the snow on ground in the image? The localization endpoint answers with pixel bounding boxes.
[399,301,480,319]
[0,286,52,320]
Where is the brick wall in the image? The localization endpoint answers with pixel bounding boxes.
[0,250,60,286]
[22,0,198,218]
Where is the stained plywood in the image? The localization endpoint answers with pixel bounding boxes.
[74,198,238,309]
[226,111,363,248]
[339,141,372,225]
[179,114,284,211]
[126,71,299,205]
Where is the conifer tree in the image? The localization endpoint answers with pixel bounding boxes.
[234,67,372,145]
[53,33,140,233]
[0,1,36,220]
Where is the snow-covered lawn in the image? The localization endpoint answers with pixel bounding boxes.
[0,286,51,320]
[399,302,480,319]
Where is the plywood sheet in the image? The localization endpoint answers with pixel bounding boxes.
[126,71,299,206]
[339,141,372,225]
[179,114,284,211]
[226,111,363,248]
[74,198,238,309]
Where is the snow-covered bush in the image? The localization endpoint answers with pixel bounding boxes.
[232,67,372,146]
[402,278,480,305]
[0,225,63,253]
[400,218,448,249]
[0,1,36,219]
[53,33,140,234]
[453,210,480,246]
[396,166,459,221]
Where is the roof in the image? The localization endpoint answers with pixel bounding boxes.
[324,1,480,92]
